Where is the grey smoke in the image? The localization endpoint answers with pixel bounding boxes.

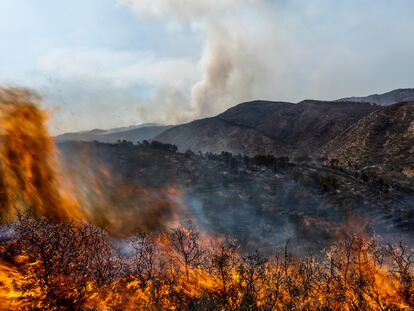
[119,0,269,118]
[191,22,255,116]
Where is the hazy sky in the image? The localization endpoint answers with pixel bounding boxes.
[1,0,413,134]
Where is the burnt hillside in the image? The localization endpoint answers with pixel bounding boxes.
[59,140,414,253]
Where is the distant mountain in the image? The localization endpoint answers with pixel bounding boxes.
[337,88,414,106]
[56,124,172,144]
[155,100,379,156]
[105,123,160,134]
[323,101,414,177]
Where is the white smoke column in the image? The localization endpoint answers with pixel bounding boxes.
[190,17,263,116]
[118,0,269,118]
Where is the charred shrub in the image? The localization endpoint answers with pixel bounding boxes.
[1,218,413,310]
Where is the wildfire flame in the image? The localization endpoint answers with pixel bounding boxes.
[0,88,83,222]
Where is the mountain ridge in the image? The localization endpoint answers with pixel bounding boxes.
[337,88,414,106]
[56,124,172,144]
[155,99,379,156]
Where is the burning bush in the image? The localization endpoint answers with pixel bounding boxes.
[0,218,413,310]
[1,217,115,309]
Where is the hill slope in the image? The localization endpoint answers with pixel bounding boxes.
[323,101,414,177]
[155,100,378,156]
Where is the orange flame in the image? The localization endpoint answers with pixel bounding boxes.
[0,88,83,221]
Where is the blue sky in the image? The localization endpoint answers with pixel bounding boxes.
[1,0,414,134]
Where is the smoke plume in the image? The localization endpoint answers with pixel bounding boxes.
[119,0,271,118]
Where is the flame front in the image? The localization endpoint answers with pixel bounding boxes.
[1,228,412,310]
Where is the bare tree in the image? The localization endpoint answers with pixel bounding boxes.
[387,241,414,307]
[9,217,114,309]
[168,221,203,280]
[1,218,413,310]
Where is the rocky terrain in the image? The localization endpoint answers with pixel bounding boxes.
[323,101,414,177]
